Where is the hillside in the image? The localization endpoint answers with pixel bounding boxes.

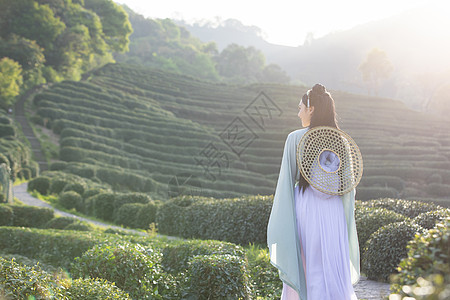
[179,6,450,112]
[31,63,450,205]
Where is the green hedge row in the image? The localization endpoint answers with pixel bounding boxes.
[157,195,273,245]
[0,257,132,299]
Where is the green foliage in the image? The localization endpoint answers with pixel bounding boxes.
[390,218,449,297]
[45,216,77,229]
[71,243,166,299]
[246,244,282,299]
[8,205,54,228]
[49,178,70,194]
[362,221,425,282]
[136,202,158,229]
[114,202,144,228]
[0,57,23,109]
[60,277,132,299]
[88,192,115,221]
[187,254,252,299]
[414,209,450,229]
[355,206,409,257]
[0,204,13,226]
[64,221,93,231]
[357,198,440,218]
[28,176,51,195]
[0,257,62,299]
[59,191,84,212]
[157,194,273,245]
[359,47,393,95]
[161,239,246,274]
[62,182,86,195]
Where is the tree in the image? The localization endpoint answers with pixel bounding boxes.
[359,48,393,95]
[216,44,265,82]
[0,58,23,109]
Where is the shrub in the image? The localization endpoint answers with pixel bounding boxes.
[17,167,32,180]
[114,192,151,209]
[414,209,450,229]
[114,203,144,228]
[64,221,93,231]
[27,176,51,195]
[90,192,116,221]
[62,182,86,195]
[49,178,71,194]
[187,254,252,299]
[45,216,77,229]
[49,161,68,171]
[71,243,166,299]
[60,278,132,299]
[0,204,13,226]
[156,195,273,245]
[246,244,282,299]
[136,202,158,229]
[362,221,425,282]
[355,206,409,256]
[358,198,440,218]
[82,187,106,200]
[59,191,84,212]
[0,257,61,299]
[356,187,399,200]
[390,217,449,296]
[11,205,54,228]
[161,239,246,274]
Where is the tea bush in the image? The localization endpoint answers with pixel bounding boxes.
[114,203,144,228]
[45,216,77,229]
[27,176,51,195]
[0,257,61,299]
[136,202,158,229]
[10,205,54,228]
[355,206,409,256]
[161,239,246,274]
[62,182,86,195]
[362,221,425,282]
[390,217,449,296]
[0,205,13,226]
[157,195,273,245]
[357,198,440,218]
[187,254,252,299]
[71,243,170,299]
[59,191,83,212]
[60,278,132,299]
[414,208,450,229]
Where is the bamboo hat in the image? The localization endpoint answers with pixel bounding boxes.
[297,126,363,195]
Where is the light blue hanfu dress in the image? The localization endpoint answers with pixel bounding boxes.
[267,128,360,300]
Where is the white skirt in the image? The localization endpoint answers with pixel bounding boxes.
[281,185,357,300]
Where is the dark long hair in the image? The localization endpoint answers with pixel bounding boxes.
[298,83,339,192]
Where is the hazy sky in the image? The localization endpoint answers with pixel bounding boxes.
[113,0,438,46]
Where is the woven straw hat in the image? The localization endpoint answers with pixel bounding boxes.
[297,126,363,195]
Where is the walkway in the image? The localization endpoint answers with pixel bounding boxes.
[12,182,391,299]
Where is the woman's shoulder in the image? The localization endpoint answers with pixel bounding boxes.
[287,128,308,140]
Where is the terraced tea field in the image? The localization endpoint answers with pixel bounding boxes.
[33,63,450,205]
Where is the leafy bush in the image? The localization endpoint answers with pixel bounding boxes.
[246,244,282,299]
[114,192,151,208]
[390,217,449,296]
[45,216,77,229]
[49,161,68,171]
[187,254,252,299]
[64,221,93,231]
[136,202,158,229]
[89,192,116,221]
[10,205,54,228]
[355,206,409,256]
[0,204,13,226]
[157,195,273,245]
[362,221,425,282]
[0,257,61,299]
[114,203,144,228]
[71,243,167,299]
[62,182,86,195]
[27,176,51,195]
[59,191,84,212]
[49,178,71,194]
[356,187,399,200]
[414,209,450,229]
[161,239,246,274]
[357,198,440,218]
[82,187,106,200]
[60,278,132,299]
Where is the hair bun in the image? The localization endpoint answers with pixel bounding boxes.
[312,84,327,95]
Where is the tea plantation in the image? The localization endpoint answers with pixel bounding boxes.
[31,63,450,205]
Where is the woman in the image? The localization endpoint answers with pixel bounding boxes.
[267,84,360,300]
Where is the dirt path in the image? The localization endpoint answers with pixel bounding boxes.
[12,182,391,299]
